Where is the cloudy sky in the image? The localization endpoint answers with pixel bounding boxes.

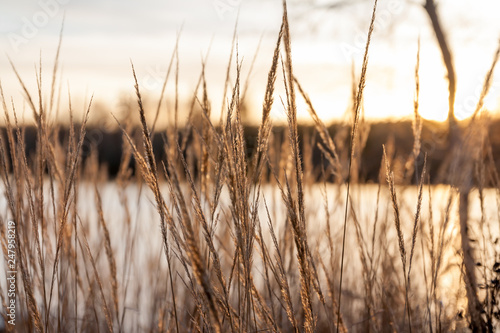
[1,0,500,124]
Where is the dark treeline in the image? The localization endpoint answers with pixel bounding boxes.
[2,119,497,185]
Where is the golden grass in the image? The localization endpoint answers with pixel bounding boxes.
[2,1,500,332]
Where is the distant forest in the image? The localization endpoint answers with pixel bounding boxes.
[2,119,498,185]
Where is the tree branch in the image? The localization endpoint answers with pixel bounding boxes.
[423,0,456,127]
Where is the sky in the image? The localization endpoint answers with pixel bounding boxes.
[1,0,500,125]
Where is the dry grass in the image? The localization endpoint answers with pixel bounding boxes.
[2,1,500,332]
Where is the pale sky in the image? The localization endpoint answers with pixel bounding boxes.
[1,0,500,125]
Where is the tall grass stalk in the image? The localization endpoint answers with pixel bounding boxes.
[337,1,378,332]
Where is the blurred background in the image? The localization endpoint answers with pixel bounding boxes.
[1,0,500,126]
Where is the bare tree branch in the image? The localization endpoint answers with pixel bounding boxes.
[423,0,457,129]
